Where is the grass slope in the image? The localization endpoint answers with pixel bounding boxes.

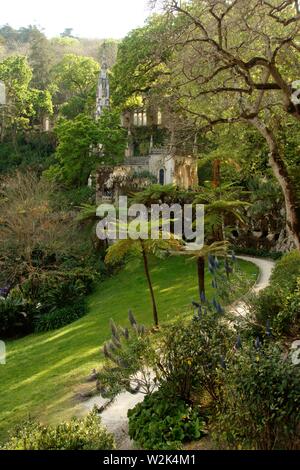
[0,256,258,443]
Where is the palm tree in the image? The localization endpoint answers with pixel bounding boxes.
[193,182,250,241]
[186,241,229,300]
[105,228,181,328]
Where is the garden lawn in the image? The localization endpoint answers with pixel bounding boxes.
[0,256,258,443]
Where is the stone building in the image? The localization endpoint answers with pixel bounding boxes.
[95,63,198,203]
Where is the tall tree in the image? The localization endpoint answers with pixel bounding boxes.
[105,229,181,327]
[149,0,300,248]
[51,54,100,118]
[0,55,52,142]
[47,110,127,186]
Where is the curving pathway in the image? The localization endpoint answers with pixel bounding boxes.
[237,255,275,292]
[82,256,276,449]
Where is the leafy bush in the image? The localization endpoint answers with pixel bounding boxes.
[254,251,300,336]
[272,280,300,336]
[128,390,206,450]
[21,268,96,332]
[0,294,31,338]
[0,268,97,337]
[270,250,300,291]
[234,247,282,260]
[51,186,95,210]
[34,299,87,332]
[213,342,300,450]
[157,305,233,403]
[1,408,115,450]
[254,286,285,327]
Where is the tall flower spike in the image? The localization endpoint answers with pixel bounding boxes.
[216,302,224,315]
[266,320,272,337]
[128,310,137,327]
[212,298,218,310]
[109,319,119,340]
[235,335,242,350]
[255,337,262,350]
[220,356,227,370]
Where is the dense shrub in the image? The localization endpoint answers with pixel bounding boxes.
[254,286,285,327]
[128,390,206,450]
[157,309,233,403]
[254,251,300,336]
[0,294,31,338]
[272,280,300,336]
[0,133,56,174]
[213,342,300,450]
[22,268,96,332]
[234,247,282,260]
[0,268,97,337]
[51,186,95,210]
[34,299,87,332]
[270,250,300,290]
[1,409,115,450]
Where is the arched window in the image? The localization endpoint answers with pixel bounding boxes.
[157,109,162,125]
[133,110,147,127]
[159,168,165,186]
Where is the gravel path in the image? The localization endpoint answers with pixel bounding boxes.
[237,255,275,292]
[82,255,275,449]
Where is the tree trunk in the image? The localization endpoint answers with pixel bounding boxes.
[212,159,221,188]
[251,118,300,250]
[140,240,159,327]
[197,256,205,300]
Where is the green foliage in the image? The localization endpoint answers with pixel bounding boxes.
[34,299,87,333]
[96,108,127,164]
[51,186,95,211]
[254,251,300,336]
[1,408,115,450]
[270,250,300,291]
[51,54,99,118]
[131,184,190,206]
[255,279,300,337]
[0,267,97,337]
[22,267,96,310]
[0,293,29,338]
[0,55,53,133]
[0,132,56,174]
[48,114,101,186]
[111,16,170,107]
[234,247,282,260]
[128,390,206,450]
[158,309,232,403]
[273,281,300,337]
[47,110,126,187]
[213,342,300,450]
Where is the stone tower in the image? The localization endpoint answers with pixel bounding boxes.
[96,61,110,119]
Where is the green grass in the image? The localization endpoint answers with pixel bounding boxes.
[0,256,258,443]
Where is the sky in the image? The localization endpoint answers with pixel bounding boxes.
[1,0,152,39]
